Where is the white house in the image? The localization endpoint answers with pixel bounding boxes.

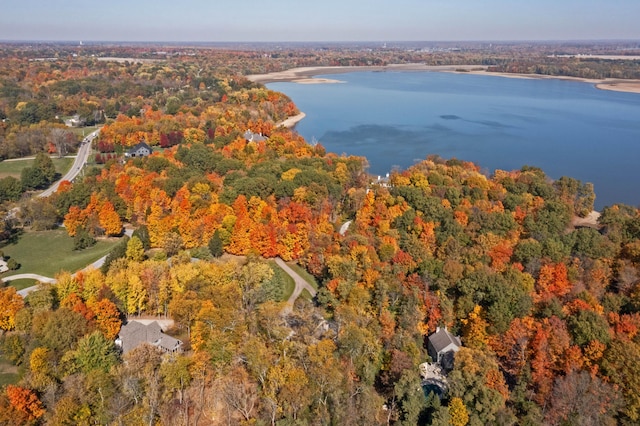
[125,142,152,158]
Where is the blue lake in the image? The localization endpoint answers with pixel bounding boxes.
[268,71,640,209]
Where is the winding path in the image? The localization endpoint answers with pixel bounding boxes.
[274,257,317,313]
[5,274,58,297]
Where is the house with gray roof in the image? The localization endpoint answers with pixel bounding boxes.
[115,320,182,354]
[427,326,462,371]
[243,129,267,143]
[125,141,152,158]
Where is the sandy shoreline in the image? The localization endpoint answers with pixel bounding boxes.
[247,64,640,94]
[276,112,306,128]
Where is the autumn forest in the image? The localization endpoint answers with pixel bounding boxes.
[0,43,640,425]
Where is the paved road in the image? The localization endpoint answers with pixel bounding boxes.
[4,274,58,297]
[275,257,317,313]
[39,128,101,197]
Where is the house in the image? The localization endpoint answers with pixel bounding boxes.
[243,129,267,143]
[427,326,462,371]
[125,142,152,158]
[115,321,182,354]
[64,114,85,127]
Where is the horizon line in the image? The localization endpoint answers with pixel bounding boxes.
[1,38,639,45]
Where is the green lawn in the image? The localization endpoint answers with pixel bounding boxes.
[5,278,38,290]
[286,262,319,290]
[300,289,314,301]
[0,355,19,388]
[69,125,100,138]
[0,157,74,179]
[269,260,296,302]
[0,371,19,388]
[1,229,120,280]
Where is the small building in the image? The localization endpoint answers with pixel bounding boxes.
[125,142,152,158]
[243,129,267,143]
[64,114,85,127]
[427,326,462,371]
[115,321,182,354]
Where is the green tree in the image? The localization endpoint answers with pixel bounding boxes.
[101,235,129,273]
[21,153,57,190]
[0,176,23,202]
[32,308,88,356]
[74,226,96,250]
[161,355,192,405]
[208,229,224,257]
[73,331,119,374]
[132,225,151,249]
[600,339,640,422]
[567,309,611,347]
[19,198,58,230]
[394,369,428,425]
[448,348,507,425]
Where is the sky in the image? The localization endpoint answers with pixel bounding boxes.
[1,0,639,43]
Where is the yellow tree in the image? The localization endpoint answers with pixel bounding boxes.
[126,236,146,262]
[183,127,206,144]
[0,287,24,331]
[147,204,172,248]
[28,347,54,391]
[461,305,489,349]
[80,268,105,303]
[449,397,469,426]
[55,271,79,301]
[126,274,147,316]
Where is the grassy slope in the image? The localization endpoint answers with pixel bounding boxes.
[1,229,119,279]
[269,260,295,302]
[286,262,319,290]
[0,157,74,179]
[0,355,19,388]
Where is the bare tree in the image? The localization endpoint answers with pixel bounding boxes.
[50,127,77,158]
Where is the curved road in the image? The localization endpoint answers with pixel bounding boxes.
[5,274,58,297]
[39,128,100,197]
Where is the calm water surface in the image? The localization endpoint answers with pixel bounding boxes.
[268,72,640,209]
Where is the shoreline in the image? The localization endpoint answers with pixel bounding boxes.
[276,112,306,128]
[247,64,640,94]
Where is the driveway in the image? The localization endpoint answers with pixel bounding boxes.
[275,257,317,313]
[4,274,58,297]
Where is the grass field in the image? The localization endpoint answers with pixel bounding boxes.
[1,229,120,280]
[69,125,100,138]
[300,289,314,301]
[0,355,19,388]
[0,157,74,179]
[269,260,296,302]
[286,262,319,290]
